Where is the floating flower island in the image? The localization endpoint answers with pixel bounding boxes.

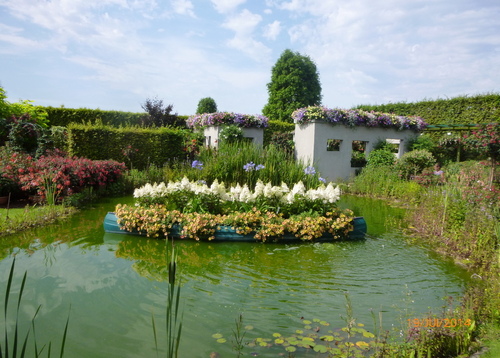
[104,178,367,242]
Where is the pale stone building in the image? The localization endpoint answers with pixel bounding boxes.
[294,121,419,181]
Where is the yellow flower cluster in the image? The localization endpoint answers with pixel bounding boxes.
[115,204,355,242]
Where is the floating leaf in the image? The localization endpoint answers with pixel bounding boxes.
[363,331,375,338]
[304,325,312,330]
[245,325,254,330]
[295,329,303,334]
[320,335,334,342]
[357,323,365,327]
[217,338,227,343]
[313,318,321,323]
[303,320,312,324]
[212,333,223,339]
[285,346,297,353]
[259,341,268,347]
[302,337,314,342]
[272,333,282,338]
[320,320,329,326]
[356,341,370,349]
[314,344,328,353]
[275,338,284,344]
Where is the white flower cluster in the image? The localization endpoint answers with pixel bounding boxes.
[134,177,341,205]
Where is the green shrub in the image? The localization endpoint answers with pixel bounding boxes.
[8,116,44,155]
[263,120,295,146]
[270,131,294,158]
[408,134,436,152]
[366,149,396,167]
[396,149,436,179]
[219,125,244,144]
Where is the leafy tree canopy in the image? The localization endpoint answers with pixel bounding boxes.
[140,97,183,127]
[196,97,218,114]
[263,49,322,123]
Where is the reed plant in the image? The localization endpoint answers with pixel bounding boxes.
[152,241,183,358]
[1,258,70,358]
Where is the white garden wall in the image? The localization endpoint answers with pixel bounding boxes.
[294,121,419,181]
[203,126,264,147]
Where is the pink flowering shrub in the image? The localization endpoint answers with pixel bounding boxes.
[1,150,126,199]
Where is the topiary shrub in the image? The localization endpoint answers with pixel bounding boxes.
[396,149,436,179]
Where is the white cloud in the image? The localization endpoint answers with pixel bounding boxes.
[223,9,262,34]
[263,20,281,40]
[210,0,246,14]
[171,0,195,17]
[222,9,271,61]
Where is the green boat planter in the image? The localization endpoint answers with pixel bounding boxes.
[103,212,367,242]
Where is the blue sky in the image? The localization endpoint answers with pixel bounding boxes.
[0,0,499,116]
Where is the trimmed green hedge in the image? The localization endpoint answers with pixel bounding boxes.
[45,106,190,127]
[264,120,295,146]
[355,93,500,126]
[67,123,185,170]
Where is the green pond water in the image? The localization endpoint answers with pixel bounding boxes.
[0,196,471,357]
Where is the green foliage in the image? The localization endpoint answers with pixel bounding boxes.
[408,133,437,152]
[367,149,396,167]
[263,119,295,146]
[396,150,436,179]
[219,125,244,144]
[350,165,422,202]
[67,123,185,170]
[44,106,145,127]
[355,93,500,126]
[269,131,294,158]
[8,116,44,155]
[263,49,322,122]
[187,141,324,188]
[462,123,500,161]
[7,100,49,128]
[196,97,217,114]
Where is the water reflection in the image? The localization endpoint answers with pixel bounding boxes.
[0,195,471,357]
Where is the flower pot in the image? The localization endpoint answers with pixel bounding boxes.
[0,196,8,205]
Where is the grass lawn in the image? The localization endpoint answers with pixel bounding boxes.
[0,204,77,236]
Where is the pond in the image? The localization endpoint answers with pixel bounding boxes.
[0,196,470,357]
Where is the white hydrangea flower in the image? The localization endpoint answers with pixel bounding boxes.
[239,185,254,203]
[254,180,265,196]
[291,181,306,196]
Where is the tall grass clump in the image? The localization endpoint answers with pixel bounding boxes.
[163,142,324,188]
[349,165,422,203]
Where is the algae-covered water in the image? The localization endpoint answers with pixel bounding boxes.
[0,196,470,357]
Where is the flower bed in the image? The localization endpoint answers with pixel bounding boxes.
[186,112,269,129]
[1,150,126,200]
[114,177,355,241]
[292,106,427,131]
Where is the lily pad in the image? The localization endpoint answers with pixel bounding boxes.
[314,344,328,353]
[212,333,223,339]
